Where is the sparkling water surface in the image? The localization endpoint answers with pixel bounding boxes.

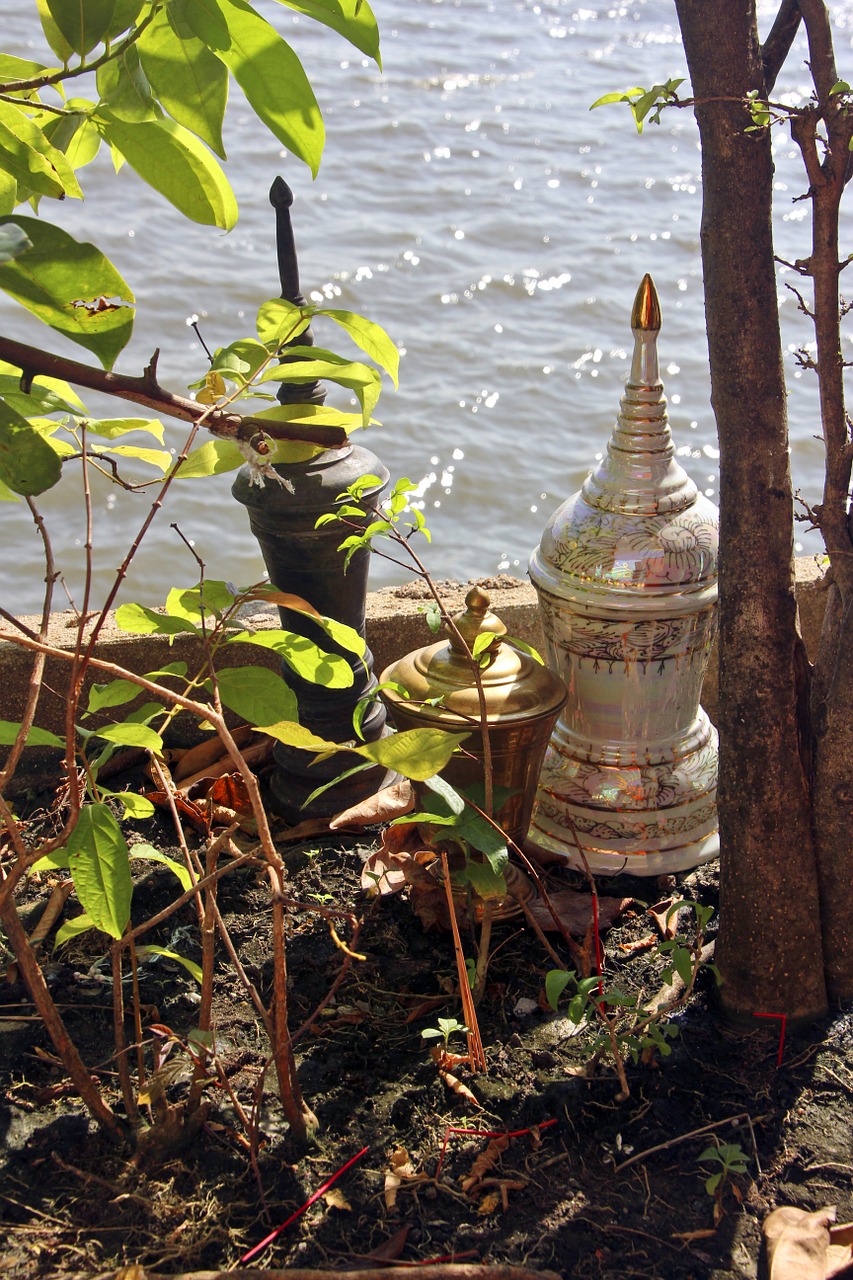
[2,0,851,614]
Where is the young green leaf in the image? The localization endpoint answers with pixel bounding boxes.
[228,629,355,688]
[114,602,200,636]
[138,6,229,157]
[96,44,160,123]
[137,944,203,983]
[274,0,381,63]
[86,678,141,713]
[182,0,325,176]
[545,969,573,1011]
[91,722,164,753]
[46,0,117,55]
[256,297,311,346]
[107,790,156,819]
[173,438,246,479]
[212,666,299,726]
[82,417,165,442]
[0,720,63,747]
[129,843,193,890]
[95,111,238,230]
[318,308,400,386]
[55,911,97,948]
[353,728,469,781]
[66,803,133,940]
[0,100,82,200]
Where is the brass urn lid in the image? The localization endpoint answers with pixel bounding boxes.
[380,586,566,725]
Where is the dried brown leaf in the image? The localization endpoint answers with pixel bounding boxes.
[648,897,679,941]
[438,1068,482,1109]
[364,1225,411,1261]
[526,891,633,936]
[330,780,415,829]
[461,1135,509,1192]
[478,1190,501,1215]
[764,1205,853,1280]
[172,725,255,783]
[323,1188,352,1212]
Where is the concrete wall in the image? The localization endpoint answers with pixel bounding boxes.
[0,559,828,792]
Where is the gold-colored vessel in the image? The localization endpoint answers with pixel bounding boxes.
[379,586,566,846]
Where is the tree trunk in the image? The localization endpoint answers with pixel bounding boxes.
[674,0,827,1020]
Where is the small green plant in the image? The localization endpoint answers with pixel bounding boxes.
[699,1139,750,1221]
[544,900,717,1098]
[420,1016,469,1051]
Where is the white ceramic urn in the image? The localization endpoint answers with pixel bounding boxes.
[527,275,720,876]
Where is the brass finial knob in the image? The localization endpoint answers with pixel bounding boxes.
[448,586,507,653]
[631,272,662,332]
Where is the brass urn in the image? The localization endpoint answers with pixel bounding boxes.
[527,275,720,876]
[379,586,566,846]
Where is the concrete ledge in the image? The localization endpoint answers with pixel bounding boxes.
[0,559,828,793]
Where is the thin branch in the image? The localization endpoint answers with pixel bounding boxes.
[0,334,348,450]
[0,12,157,95]
[761,0,803,94]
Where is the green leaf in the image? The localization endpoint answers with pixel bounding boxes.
[36,0,74,62]
[97,444,171,472]
[318,309,400,386]
[43,108,102,172]
[129,843,193,890]
[0,55,52,86]
[181,0,325,176]
[704,1172,722,1195]
[95,110,238,230]
[87,678,140,712]
[463,856,505,900]
[82,416,165,442]
[173,438,245,478]
[0,720,63,747]
[55,911,97,948]
[108,0,144,37]
[354,728,469,782]
[138,6,229,157]
[107,790,156,819]
[256,297,310,346]
[0,99,83,200]
[0,223,32,264]
[259,721,336,751]
[274,0,381,63]
[589,88,646,110]
[213,665,298,726]
[0,400,63,495]
[91,722,164,753]
[136,944,202,983]
[228,629,354,688]
[0,216,134,369]
[114,602,200,636]
[0,370,85,418]
[47,0,118,56]
[164,582,233,622]
[66,803,132,940]
[32,847,71,873]
[96,43,159,122]
[672,946,694,987]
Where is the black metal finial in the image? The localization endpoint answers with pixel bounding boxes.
[268,176,326,407]
[270,176,304,304]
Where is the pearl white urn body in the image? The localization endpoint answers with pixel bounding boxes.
[527,275,720,876]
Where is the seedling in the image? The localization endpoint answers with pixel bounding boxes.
[421,1016,469,1051]
[699,1140,749,1220]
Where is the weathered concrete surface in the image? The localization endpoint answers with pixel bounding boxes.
[0,559,829,792]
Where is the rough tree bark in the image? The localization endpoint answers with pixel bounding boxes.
[673,0,828,1020]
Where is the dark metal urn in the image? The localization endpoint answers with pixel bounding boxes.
[231,179,394,820]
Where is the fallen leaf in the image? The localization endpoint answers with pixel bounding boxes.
[437,1068,482,1108]
[477,1190,500,1215]
[648,896,680,940]
[619,934,657,955]
[384,1148,428,1211]
[363,1225,410,1261]
[462,1135,509,1192]
[403,997,447,1024]
[526,891,633,936]
[323,1188,351,1211]
[764,1205,853,1280]
[330,780,414,829]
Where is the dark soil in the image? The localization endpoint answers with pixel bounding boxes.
[1,810,851,1280]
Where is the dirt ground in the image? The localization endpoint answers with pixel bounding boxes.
[1,808,852,1280]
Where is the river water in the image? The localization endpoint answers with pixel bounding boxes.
[2,0,852,615]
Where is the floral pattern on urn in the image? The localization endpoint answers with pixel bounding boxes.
[527,274,720,875]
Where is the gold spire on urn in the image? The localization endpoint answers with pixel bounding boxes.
[631,272,662,332]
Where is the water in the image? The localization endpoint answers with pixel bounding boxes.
[2,0,851,615]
